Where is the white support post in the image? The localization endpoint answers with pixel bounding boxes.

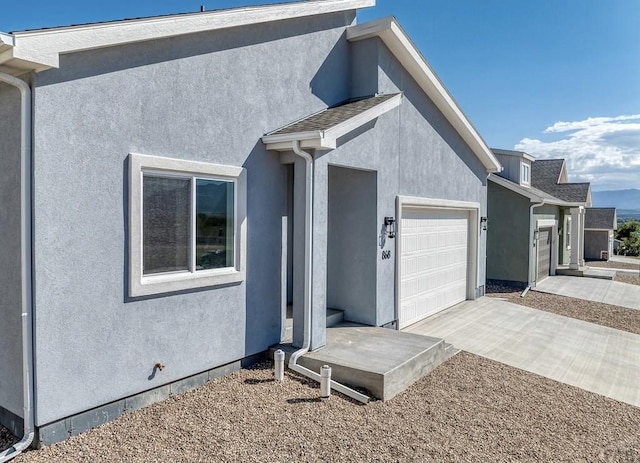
[569,207,581,270]
[578,207,585,267]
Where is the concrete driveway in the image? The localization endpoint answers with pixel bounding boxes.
[534,275,640,310]
[405,297,640,407]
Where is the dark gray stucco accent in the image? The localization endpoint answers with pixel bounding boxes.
[584,230,609,260]
[29,12,355,425]
[35,353,263,447]
[0,82,24,420]
[486,182,531,283]
[327,165,377,325]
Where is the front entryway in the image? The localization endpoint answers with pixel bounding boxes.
[399,208,469,328]
[327,166,377,326]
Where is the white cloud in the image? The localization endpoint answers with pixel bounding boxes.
[515,114,640,191]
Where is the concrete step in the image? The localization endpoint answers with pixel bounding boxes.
[556,267,614,280]
[443,342,461,360]
[326,308,344,327]
[272,324,450,401]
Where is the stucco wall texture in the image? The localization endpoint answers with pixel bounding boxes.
[585,230,609,260]
[10,11,492,427]
[30,12,355,426]
[486,182,530,284]
[0,82,24,417]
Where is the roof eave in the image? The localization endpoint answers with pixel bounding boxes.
[263,93,403,152]
[489,174,584,207]
[348,17,502,173]
[2,0,376,74]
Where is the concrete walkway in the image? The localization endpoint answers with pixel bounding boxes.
[611,255,640,265]
[534,275,640,310]
[405,297,640,407]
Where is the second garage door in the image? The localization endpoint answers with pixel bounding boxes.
[399,208,469,329]
[537,227,552,283]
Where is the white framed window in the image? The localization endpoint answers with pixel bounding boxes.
[129,153,246,297]
[521,162,530,186]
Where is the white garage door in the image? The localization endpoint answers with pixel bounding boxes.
[399,208,469,329]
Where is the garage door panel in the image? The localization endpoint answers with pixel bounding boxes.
[537,227,552,283]
[399,208,470,329]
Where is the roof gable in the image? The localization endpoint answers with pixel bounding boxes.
[531,158,591,204]
[585,208,617,230]
[347,17,501,173]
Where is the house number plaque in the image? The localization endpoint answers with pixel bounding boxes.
[381,250,392,260]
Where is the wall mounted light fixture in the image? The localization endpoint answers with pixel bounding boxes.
[384,217,396,239]
[533,230,540,241]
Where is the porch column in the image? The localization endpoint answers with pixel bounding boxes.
[578,207,586,266]
[569,207,581,269]
[292,158,308,348]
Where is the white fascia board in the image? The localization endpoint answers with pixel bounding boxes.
[9,0,375,72]
[263,138,334,152]
[348,18,502,174]
[262,130,323,144]
[323,92,402,141]
[492,148,536,162]
[0,32,14,49]
[489,175,544,203]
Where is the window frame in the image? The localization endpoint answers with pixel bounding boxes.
[520,162,530,186]
[129,153,246,297]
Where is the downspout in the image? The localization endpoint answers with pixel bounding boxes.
[528,200,546,288]
[0,73,35,461]
[287,141,369,404]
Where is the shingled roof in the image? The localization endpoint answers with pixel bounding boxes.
[531,159,565,189]
[267,94,400,136]
[531,159,591,203]
[262,93,403,151]
[585,208,617,230]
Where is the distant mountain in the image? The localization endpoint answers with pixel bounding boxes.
[592,189,640,211]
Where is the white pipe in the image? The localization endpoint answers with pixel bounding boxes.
[289,140,313,367]
[528,201,545,287]
[320,365,331,401]
[0,73,35,461]
[287,141,369,404]
[274,349,285,382]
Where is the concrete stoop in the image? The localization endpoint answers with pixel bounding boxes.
[556,266,615,280]
[272,324,452,401]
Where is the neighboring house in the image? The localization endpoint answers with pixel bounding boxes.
[487,149,591,287]
[584,208,617,260]
[0,0,501,448]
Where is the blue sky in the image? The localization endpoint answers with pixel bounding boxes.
[2,0,639,190]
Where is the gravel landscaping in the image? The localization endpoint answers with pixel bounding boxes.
[2,353,640,463]
[487,282,640,335]
[615,273,640,286]
[3,281,640,462]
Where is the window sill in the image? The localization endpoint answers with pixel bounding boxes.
[131,269,245,297]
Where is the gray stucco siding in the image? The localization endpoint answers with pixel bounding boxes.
[0,82,24,418]
[373,39,488,289]
[30,13,355,425]
[486,182,531,284]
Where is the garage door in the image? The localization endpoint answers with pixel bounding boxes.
[399,208,469,329]
[537,227,552,283]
